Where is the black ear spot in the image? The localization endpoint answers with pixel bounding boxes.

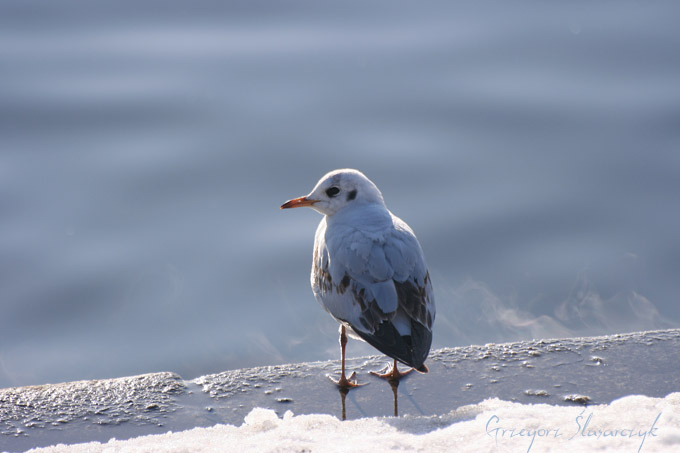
[347,189,357,201]
[325,187,340,198]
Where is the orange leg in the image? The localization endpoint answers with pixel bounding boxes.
[329,325,365,388]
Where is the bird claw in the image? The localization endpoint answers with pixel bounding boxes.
[370,363,414,382]
[328,371,366,389]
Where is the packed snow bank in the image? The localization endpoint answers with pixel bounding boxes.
[28,393,680,453]
[4,329,680,452]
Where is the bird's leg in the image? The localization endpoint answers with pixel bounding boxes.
[329,325,364,388]
[370,358,414,382]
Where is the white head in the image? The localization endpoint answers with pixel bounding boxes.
[281,168,385,216]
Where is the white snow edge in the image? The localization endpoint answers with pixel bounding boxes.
[26,392,680,453]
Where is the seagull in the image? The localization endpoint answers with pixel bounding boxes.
[281,169,435,388]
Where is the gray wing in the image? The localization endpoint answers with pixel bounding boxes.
[311,214,435,367]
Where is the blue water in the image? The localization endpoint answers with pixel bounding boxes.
[1,0,679,389]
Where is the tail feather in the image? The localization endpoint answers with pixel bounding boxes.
[415,363,429,373]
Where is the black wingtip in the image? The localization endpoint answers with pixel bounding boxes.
[351,317,432,370]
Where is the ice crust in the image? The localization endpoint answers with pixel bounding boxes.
[2,329,680,452]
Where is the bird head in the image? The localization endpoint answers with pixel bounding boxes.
[280,169,385,216]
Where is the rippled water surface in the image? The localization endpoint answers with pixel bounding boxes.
[1,0,679,388]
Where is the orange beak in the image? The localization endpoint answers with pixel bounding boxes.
[280,196,318,209]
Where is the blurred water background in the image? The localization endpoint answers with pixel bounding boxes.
[1,0,679,389]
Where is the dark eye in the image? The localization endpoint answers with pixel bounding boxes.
[325,187,340,198]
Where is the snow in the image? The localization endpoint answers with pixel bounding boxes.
[25,393,680,453]
[3,330,680,452]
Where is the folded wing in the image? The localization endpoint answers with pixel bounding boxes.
[311,214,435,368]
